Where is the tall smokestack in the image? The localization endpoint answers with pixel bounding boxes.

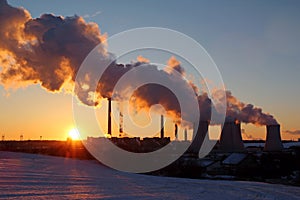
[264,124,283,151]
[119,102,123,136]
[108,98,112,136]
[219,120,245,152]
[160,115,164,138]
[185,121,209,156]
[119,111,123,135]
[175,124,178,140]
[184,129,188,141]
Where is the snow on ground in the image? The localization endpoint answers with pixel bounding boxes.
[222,153,247,165]
[244,142,300,149]
[0,151,299,200]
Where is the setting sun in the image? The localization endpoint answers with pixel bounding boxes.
[68,128,80,140]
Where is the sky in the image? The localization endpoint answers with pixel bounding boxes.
[1,0,300,140]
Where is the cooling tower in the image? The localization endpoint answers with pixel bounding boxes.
[219,121,245,152]
[185,121,209,156]
[160,115,164,138]
[264,124,283,151]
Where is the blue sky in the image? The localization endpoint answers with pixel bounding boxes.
[3,0,300,140]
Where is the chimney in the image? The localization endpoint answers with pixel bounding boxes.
[185,121,209,156]
[184,128,188,141]
[160,115,164,138]
[119,106,123,135]
[219,120,245,152]
[174,124,178,140]
[264,124,283,151]
[108,98,112,135]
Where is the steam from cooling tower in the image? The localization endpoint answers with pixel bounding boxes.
[224,91,278,125]
[210,90,278,126]
[0,0,279,127]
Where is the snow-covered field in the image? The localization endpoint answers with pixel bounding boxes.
[244,142,300,148]
[0,151,299,200]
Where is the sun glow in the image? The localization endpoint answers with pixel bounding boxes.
[68,128,80,140]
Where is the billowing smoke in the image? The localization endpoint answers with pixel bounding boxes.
[224,91,278,125]
[0,0,107,91]
[165,56,185,75]
[0,0,278,127]
[136,55,150,63]
[89,59,202,125]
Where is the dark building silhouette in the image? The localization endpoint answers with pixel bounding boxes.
[108,98,112,135]
[219,121,245,152]
[185,121,209,156]
[160,115,164,138]
[264,124,283,151]
[175,124,178,140]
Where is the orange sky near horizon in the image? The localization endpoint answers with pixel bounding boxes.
[0,84,299,141]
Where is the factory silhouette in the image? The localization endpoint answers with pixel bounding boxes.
[80,98,300,185]
[1,96,299,185]
[88,98,284,155]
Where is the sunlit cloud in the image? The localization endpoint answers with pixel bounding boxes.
[283,129,300,135]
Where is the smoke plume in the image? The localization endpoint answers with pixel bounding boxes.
[165,56,185,75]
[0,0,107,91]
[225,91,278,125]
[0,0,278,127]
